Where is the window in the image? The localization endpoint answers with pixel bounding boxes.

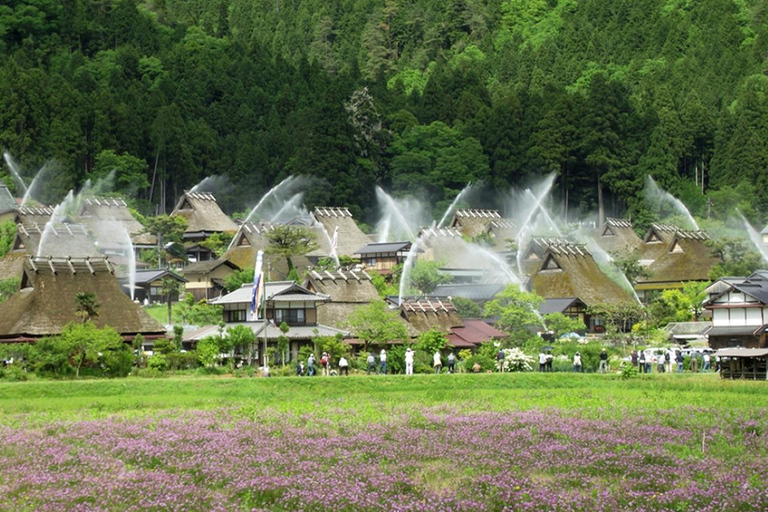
[226,309,247,322]
[274,309,306,325]
[366,258,376,266]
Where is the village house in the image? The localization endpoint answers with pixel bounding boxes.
[118,268,186,304]
[354,241,411,273]
[592,218,643,255]
[635,224,720,302]
[0,205,54,226]
[185,281,345,365]
[182,259,240,301]
[312,207,371,258]
[222,222,314,280]
[304,268,380,330]
[418,227,499,283]
[703,271,768,349]
[528,241,636,332]
[0,222,101,280]
[77,197,156,257]
[0,183,16,213]
[0,256,166,343]
[449,209,517,250]
[170,191,238,261]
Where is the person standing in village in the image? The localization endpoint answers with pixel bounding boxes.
[379,349,387,375]
[666,349,675,374]
[307,353,316,376]
[545,351,553,372]
[404,347,414,375]
[599,349,608,373]
[630,349,638,369]
[657,352,665,373]
[338,355,349,376]
[573,351,582,372]
[676,350,684,373]
[645,352,652,374]
[497,348,506,372]
[433,350,442,374]
[690,352,699,373]
[366,352,376,375]
[321,352,330,376]
[447,352,456,373]
[703,352,711,372]
[638,350,646,373]
[538,350,547,372]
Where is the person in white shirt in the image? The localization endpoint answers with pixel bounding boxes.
[379,349,387,375]
[703,353,711,372]
[573,352,582,372]
[433,351,442,374]
[539,351,547,372]
[404,348,414,375]
[338,356,349,376]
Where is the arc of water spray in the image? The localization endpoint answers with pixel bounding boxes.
[375,186,417,242]
[646,176,699,231]
[3,152,28,196]
[737,210,768,264]
[245,176,297,224]
[437,183,472,229]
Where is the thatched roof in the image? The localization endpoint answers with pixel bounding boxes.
[0,183,16,211]
[11,206,54,225]
[0,257,165,341]
[0,250,26,280]
[520,237,580,277]
[487,219,518,250]
[222,223,315,279]
[304,269,380,329]
[13,223,100,259]
[593,218,642,255]
[637,233,720,287]
[79,197,155,246]
[171,191,238,236]
[399,298,464,335]
[419,227,494,270]
[312,207,371,257]
[530,246,635,306]
[450,209,505,238]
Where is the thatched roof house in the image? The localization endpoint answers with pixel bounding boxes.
[0,257,166,342]
[636,228,720,299]
[419,227,493,272]
[171,191,238,241]
[312,207,371,258]
[520,237,572,277]
[304,268,380,329]
[530,242,635,307]
[450,209,504,237]
[222,222,314,280]
[78,197,155,248]
[399,298,464,336]
[593,218,642,255]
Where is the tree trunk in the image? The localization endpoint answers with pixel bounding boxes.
[167,295,172,325]
[597,174,605,228]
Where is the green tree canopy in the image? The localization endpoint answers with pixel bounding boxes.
[483,285,544,345]
[347,300,409,351]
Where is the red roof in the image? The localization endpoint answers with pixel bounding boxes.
[448,319,507,347]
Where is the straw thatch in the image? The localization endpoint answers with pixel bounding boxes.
[530,245,635,306]
[637,232,720,286]
[487,219,518,250]
[0,257,165,341]
[10,206,55,226]
[79,197,156,246]
[418,227,495,270]
[520,237,574,277]
[171,191,238,237]
[450,209,505,238]
[13,223,100,259]
[312,207,371,258]
[222,222,315,280]
[593,218,642,255]
[305,269,380,329]
[399,298,464,335]
[0,250,26,280]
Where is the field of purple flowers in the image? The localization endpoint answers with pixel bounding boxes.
[1,383,767,511]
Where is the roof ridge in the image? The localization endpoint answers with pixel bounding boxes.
[455,209,501,218]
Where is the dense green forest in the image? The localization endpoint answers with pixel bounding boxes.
[1,0,768,224]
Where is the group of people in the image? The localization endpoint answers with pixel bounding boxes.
[295,348,458,376]
[632,349,714,374]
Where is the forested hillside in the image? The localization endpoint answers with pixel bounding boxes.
[1,0,767,223]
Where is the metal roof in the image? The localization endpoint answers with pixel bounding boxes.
[539,298,586,315]
[355,241,411,255]
[716,348,768,357]
[705,325,764,337]
[209,281,328,304]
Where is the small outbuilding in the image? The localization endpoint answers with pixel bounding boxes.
[716,348,768,380]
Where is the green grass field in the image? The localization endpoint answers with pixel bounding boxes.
[2,374,767,510]
[1,372,765,422]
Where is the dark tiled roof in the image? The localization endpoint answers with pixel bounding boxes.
[539,298,585,315]
[355,241,411,255]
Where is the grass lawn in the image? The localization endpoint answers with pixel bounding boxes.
[1,373,766,510]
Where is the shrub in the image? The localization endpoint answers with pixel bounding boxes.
[463,354,496,372]
[147,354,169,371]
[0,365,29,381]
[501,348,534,372]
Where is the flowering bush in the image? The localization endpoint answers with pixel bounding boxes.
[502,347,534,372]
